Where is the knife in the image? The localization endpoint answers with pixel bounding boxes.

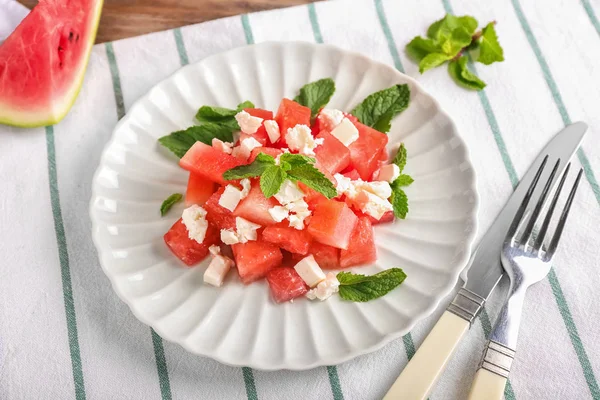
[383,122,588,400]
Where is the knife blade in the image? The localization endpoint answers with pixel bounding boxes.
[383,122,587,400]
[449,121,588,321]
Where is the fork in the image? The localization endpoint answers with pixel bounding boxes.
[467,157,583,400]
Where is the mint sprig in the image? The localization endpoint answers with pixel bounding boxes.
[222,153,337,199]
[351,84,410,133]
[390,144,413,219]
[160,193,183,216]
[294,78,336,118]
[158,101,254,158]
[337,268,407,302]
[406,14,504,91]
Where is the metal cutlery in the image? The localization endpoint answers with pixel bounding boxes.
[383,122,587,400]
[468,159,583,399]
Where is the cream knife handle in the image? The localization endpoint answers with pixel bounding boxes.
[468,368,507,400]
[383,311,469,400]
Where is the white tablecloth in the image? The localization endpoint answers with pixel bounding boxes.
[1,0,599,399]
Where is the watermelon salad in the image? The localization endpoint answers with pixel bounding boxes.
[158,79,412,303]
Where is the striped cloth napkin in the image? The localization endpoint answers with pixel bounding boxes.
[1,0,599,399]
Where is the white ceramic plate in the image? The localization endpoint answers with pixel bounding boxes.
[90,42,478,370]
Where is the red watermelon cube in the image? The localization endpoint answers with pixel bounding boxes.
[232,239,283,284]
[234,180,279,226]
[275,99,311,143]
[164,218,219,266]
[249,147,283,163]
[262,223,313,255]
[347,121,389,181]
[180,142,243,185]
[314,130,351,174]
[204,186,237,230]
[307,199,358,250]
[185,173,215,206]
[266,267,309,303]
[244,108,274,120]
[294,241,340,269]
[340,217,377,268]
[342,169,361,181]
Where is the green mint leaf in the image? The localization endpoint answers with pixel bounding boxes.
[160,193,183,216]
[195,100,255,126]
[394,174,414,187]
[293,78,336,117]
[158,124,234,158]
[279,153,315,168]
[260,165,286,198]
[391,187,409,219]
[158,130,199,158]
[337,268,407,302]
[419,52,452,73]
[351,84,411,133]
[392,143,407,172]
[406,36,441,62]
[236,101,255,110]
[222,154,275,180]
[448,56,486,91]
[477,22,504,65]
[427,14,478,40]
[287,164,337,199]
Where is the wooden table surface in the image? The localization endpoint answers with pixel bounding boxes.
[18,0,315,43]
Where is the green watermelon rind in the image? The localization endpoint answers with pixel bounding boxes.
[0,0,104,128]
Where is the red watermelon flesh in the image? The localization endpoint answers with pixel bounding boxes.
[232,239,283,284]
[307,199,358,250]
[262,223,313,255]
[233,180,278,226]
[204,187,237,230]
[340,217,377,268]
[180,141,243,185]
[348,121,389,181]
[185,173,215,206]
[314,130,351,174]
[0,0,104,127]
[293,241,341,269]
[164,218,219,266]
[266,267,309,303]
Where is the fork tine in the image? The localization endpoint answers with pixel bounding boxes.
[506,155,548,240]
[520,158,561,244]
[533,163,570,251]
[545,168,583,259]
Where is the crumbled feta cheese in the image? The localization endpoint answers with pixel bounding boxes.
[181,205,208,243]
[235,110,263,134]
[264,120,281,143]
[375,164,400,183]
[353,190,394,220]
[275,180,305,205]
[204,255,233,287]
[356,181,393,200]
[268,205,289,222]
[306,272,340,301]
[330,117,359,147]
[234,137,263,160]
[240,178,251,198]
[285,124,322,155]
[236,217,261,243]
[218,184,243,212]
[294,255,326,288]
[221,229,240,245]
[334,175,393,220]
[319,108,344,129]
[212,138,233,154]
[288,214,304,230]
[333,173,353,196]
[208,245,221,256]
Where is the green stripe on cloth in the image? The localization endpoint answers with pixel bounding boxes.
[105,41,173,400]
[511,0,600,206]
[173,28,190,66]
[242,367,258,400]
[582,0,600,37]
[374,0,403,71]
[326,366,345,400]
[241,15,255,45]
[511,3,600,397]
[308,3,323,44]
[151,330,173,400]
[105,43,126,120]
[45,125,87,400]
[402,334,416,360]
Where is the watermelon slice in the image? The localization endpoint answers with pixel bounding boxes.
[0,0,104,127]
[307,199,358,250]
[180,142,243,185]
[232,239,283,284]
[185,173,215,206]
[262,223,313,255]
[204,187,237,230]
[266,267,309,303]
[164,218,219,266]
[340,216,377,268]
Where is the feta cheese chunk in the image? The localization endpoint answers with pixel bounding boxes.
[288,215,305,230]
[357,181,393,200]
[235,110,263,134]
[220,229,240,245]
[240,178,251,198]
[330,117,359,147]
[306,272,340,301]
[208,245,221,256]
[236,217,261,243]
[285,124,323,155]
[264,120,281,143]
[235,137,263,160]
[375,164,400,183]
[319,108,344,129]
[181,205,209,243]
[212,138,233,154]
[294,255,326,288]
[354,190,394,220]
[204,255,233,287]
[268,205,289,222]
[333,173,353,196]
[274,180,305,205]
[218,184,243,212]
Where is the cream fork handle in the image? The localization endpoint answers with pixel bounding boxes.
[468,368,507,400]
[383,311,469,400]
